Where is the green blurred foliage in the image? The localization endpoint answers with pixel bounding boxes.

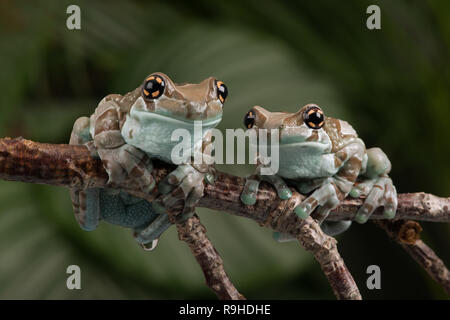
[0,0,448,299]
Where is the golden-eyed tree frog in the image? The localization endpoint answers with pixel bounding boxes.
[241,104,397,237]
[69,72,227,250]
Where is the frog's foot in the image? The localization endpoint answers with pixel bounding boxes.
[353,176,397,224]
[321,221,352,236]
[97,144,156,193]
[240,176,260,206]
[240,173,292,206]
[133,211,172,251]
[155,164,205,221]
[92,189,172,251]
[349,179,375,198]
[141,239,159,251]
[70,188,101,231]
[294,180,340,222]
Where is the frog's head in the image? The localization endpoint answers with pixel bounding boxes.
[243,104,332,150]
[122,73,227,162]
[131,72,226,124]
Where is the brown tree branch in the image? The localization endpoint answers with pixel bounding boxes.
[1,137,449,298]
[375,220,450,295]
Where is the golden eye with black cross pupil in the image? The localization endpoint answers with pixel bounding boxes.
[244,110,256,129]
[216,80,228,104]
[142,74,165,99]
[303,105,325,129]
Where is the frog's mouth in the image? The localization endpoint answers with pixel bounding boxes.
[252,140,331,153]
[278,141,331,152]
[131,108,223,130]
[279,135,331,151]
[247,128,331,151]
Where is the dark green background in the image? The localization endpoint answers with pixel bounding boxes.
[0,0,448,299]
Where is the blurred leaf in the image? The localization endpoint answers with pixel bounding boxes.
[0,0,448,299]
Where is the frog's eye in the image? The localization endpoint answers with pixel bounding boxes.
[303,105,324,129]
[216,80,228,104]
[244,110,256,129]
[142,75,165,99]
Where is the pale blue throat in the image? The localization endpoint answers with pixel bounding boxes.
[122,107,222,163]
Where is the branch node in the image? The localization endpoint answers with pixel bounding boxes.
[398,220,422,244]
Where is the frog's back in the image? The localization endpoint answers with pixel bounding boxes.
[323,117,361,152]
[99,87,142,128]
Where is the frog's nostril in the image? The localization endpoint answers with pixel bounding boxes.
[244,110,256,129]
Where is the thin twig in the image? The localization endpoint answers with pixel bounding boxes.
[375,220,450,295]
[177,214,245,300]
[295,216,362,299]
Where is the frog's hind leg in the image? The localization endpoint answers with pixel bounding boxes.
[351,147,397,223]
[69,117,101,231]
[96,191,172,250]
[353,175,397,223]
[294,180,341,220]
[294,140,365,222]
[241,177,261,206]
[133,212,172,251]
[349,179,376,198]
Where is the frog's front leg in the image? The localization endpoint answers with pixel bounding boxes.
[69,98,156,231]
[69,116,100,230]
[154,163,206,220]
[92,98,156,192]
[294,140,366,222]
[349,147,397,223]
[153,132,216,221]
[241,166,293,206]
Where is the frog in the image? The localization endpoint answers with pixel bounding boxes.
[69,72,228,250]
[240,104,397,237]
